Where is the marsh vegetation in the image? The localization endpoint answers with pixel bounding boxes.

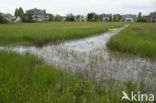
[0,22,155,103]
[0,22,126,46]
[107,23,156,58]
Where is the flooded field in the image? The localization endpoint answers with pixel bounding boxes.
[0,25,156,88]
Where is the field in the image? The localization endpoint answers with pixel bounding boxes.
[0,50,142,103]
[107,23,156,58]
[0,22,126,46]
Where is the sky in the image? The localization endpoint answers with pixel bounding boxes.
[0,0,156,16]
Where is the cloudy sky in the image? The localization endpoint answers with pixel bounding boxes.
[0,0,156,15]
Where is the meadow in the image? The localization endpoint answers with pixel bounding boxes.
[0,50,147,103]
[0,22,126,46]
[107,23,156,58]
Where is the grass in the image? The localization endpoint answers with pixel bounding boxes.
[0,50,150,103]
[0,22,126,46]
[107,23,156,58]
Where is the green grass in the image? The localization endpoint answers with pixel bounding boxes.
[107,23,156,58]
[0,22,126,46]
[0,50,148,103]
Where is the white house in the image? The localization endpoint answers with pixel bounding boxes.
[12,16,22,23]
[3,13,22,23]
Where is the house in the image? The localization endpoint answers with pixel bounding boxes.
[12,16,22,23]
[145,14,156,22]
[3,13,13,22]
[101,14,112,21]
[26,8,49,21]
[121,15,137,22]
[3,13,21,23]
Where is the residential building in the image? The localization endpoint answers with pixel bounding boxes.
[3,13,21,23]
[26,8,49,21]
[12,16,22,23]
[3,13,13,22]
[121,15,137,22]
[145,14,156,22]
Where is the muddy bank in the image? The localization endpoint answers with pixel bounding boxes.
[0,25,156,88]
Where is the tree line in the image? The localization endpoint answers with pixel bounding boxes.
[0,7,156,24]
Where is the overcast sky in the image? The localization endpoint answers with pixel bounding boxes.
[0,0,156,15]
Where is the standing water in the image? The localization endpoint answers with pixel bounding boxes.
[0,25,156,88]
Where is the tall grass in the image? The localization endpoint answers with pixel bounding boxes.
[107,23,156,58]
[0,22,126,46]
[0,50,148,103]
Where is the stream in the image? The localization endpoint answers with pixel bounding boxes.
[0,25,156,88]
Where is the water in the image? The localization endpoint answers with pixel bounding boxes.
[0,25,156,88]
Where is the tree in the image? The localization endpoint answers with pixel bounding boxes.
[87,13,96,21]
[66,13,75,21]
[75,15,85,22]
[137,12,142,21]
[94,14,100,21]
[18,7,24,17]
[109,15,112,22]
[137,12,146,22]
[113,14,121,22]
[14,7,24,21]
[22,12,33,23]
[28,12,33,22]
[55,15,62,21]
[48,14,54,21]
[0,13,8,24]
[14,8,19,17]
[150,11,156,15]
[138,12,142,18]
[99,15,104,21]
[75,15,81,21]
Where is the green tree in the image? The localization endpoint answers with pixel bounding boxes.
[75,15,85,21]
[66,13,75,21]
[14,8,19,17]
[99,15,103,21]
[54,15,62,21]
[109,15,112,22]
[28,12,33,22]
[150,11,156,15]
[137,12,146,22]
[113,14,121,22]
[137,12,142,21]
[18,7,24,17]
[48,14,54,21]
[75,15,81,21]
[14,7,24,21]
[23,12,33,23]
[0,13,8,24]
[94,14,100,21]
[87,13,96,21]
